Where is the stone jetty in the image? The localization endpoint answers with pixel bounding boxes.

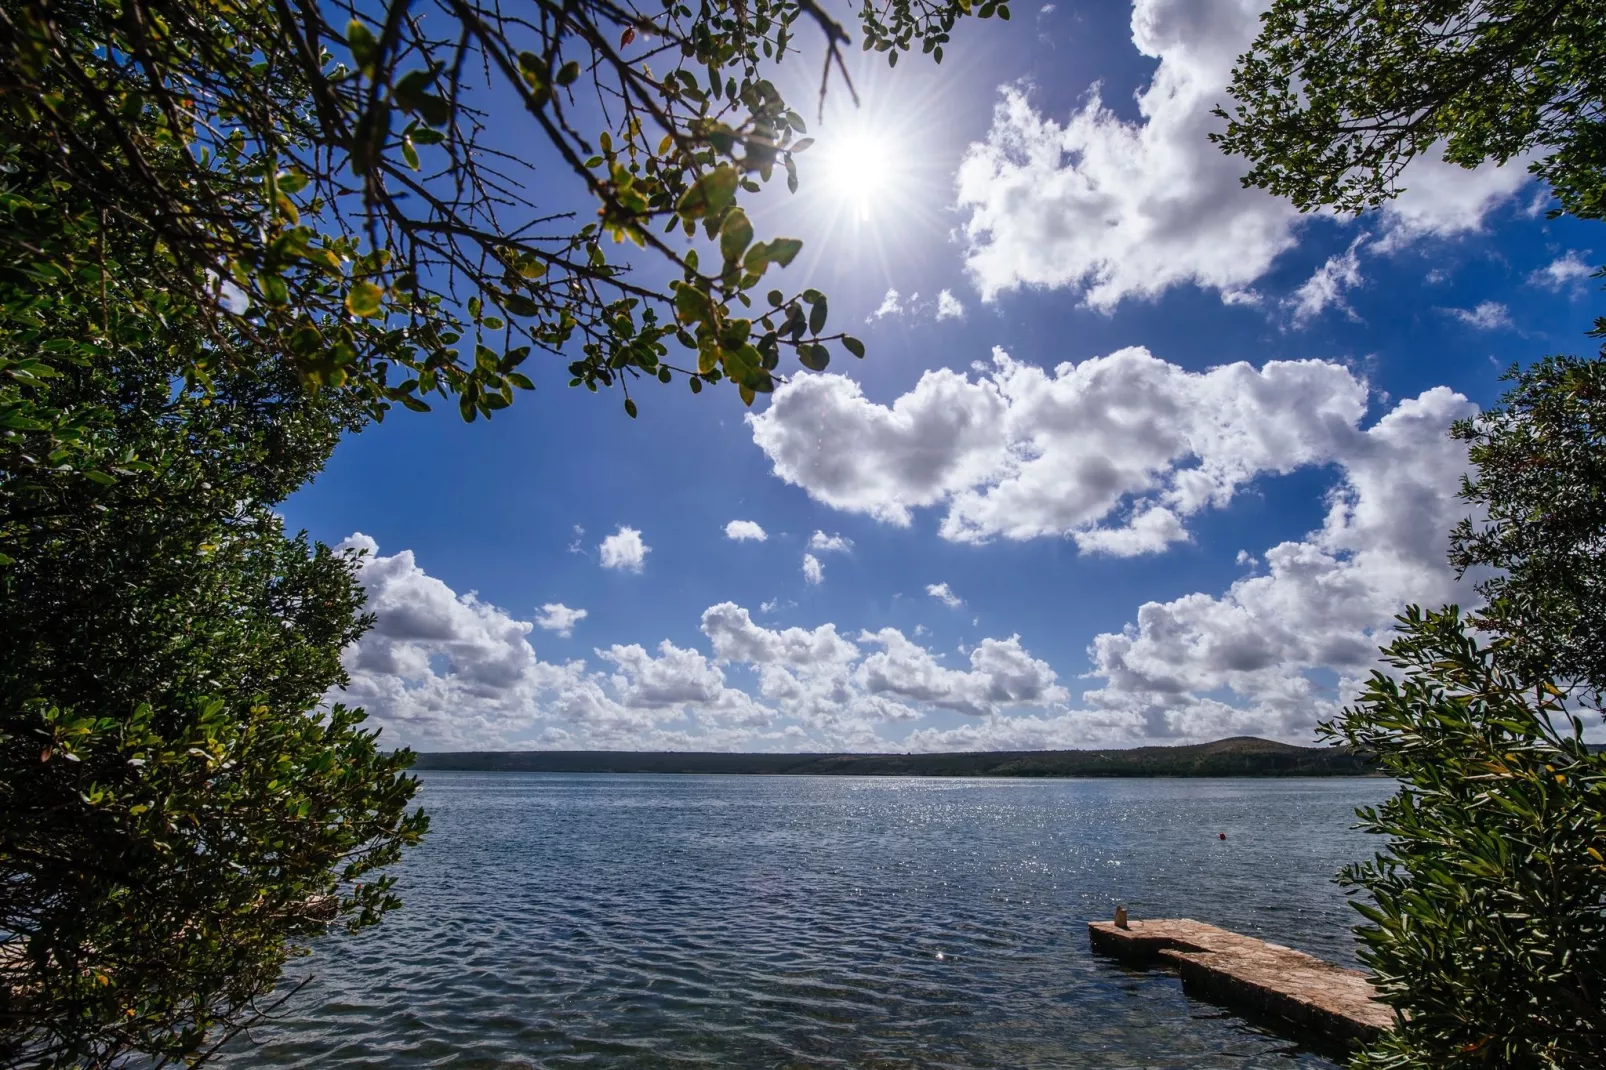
[1087,917,1394,1050]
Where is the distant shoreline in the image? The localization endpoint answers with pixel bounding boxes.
[411,736,1377,778]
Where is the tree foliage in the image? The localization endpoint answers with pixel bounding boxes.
[1322,606,1606,1069]
[0,243,425,1066]
[1213,0,1606,221]
[1451,352,1606,695]
[0,0,993,425]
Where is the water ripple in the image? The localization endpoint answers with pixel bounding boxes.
[220,774,1392,1069]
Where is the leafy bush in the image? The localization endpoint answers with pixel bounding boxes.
[1451,353,1606,695]
[1323,606,1606,1068]
[0,251,426,1065]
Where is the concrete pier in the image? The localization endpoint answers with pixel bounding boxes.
[1088,917,1393,1050]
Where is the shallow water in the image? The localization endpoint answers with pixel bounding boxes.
[220,773,1393,1069]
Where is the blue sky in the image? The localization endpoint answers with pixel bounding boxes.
[287,0,1603,752]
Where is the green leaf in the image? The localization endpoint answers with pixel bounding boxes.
[624,397,638,418]
[261,274,290,307]
[767,290,784,307]
[673,282,712,323]
[415,94,450,128]
[765,238,802,268]
[345,281,384,317]
[503,294,540,317]
[677,166,739,219]
[798,345,829,371]
[808,297,828,334]
[346,19,378,70]
[720,209,754,263]
[842,335,865,359]
[556,60,581,86]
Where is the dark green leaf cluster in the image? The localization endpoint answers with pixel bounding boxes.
[1321,606,1606,1069]
[858,0,1010,68]
[1451,349,1606,695]
[1214,0,1606,221]
[0,227,424,1065]
[0,0,981,423]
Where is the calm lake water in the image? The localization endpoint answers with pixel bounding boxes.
[221,773,1394,1069]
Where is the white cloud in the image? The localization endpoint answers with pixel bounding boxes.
[1370,154,1534,250]
[336,543,1086,751]
[339,358,1481,750]
[1287,239,1364,326]
[724,519,768,542]
[1445,301,1513,331]
[1073,503,1190,557]
[567,525,586,554]
[750,345,1368,550]
[857,630,1068,717]
[808,530,853,553]
[870,288,964,323]
[1082,386,1479,739]
[599,525,650,572]
[802,553,824,584]
[927,582,964,608]
[955,0,1529,309]
[334,534,585,748]
[334,537,781,750]
[1529,251,1595,290]
[534,603,588,638]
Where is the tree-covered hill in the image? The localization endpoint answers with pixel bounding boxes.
[412,737,1375,777]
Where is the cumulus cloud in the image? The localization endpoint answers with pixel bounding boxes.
[955,0,1529,309]
[534,603,587,638]
[725,519,768,542]
[340,378,1478,758]
[335,538,782,749]
[871,289,903,320]
[1369,155,1534,250]
[802,553,824,584]
[888,387,1479,749]
[1529,251,1595,290]
[857,630,1068,717]
[749,345,1369,550]
[1287,239,1364,326]
[936,289,966,321]
[1445,301,1513,331]
[699,603,1065,735]
[809,530,853,553]
[599,525,650,572]
[927,582,964,608]
[1082,386,1479,739]
[334,536,1091,751]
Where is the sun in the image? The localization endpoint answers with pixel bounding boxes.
[815,128,900,217]
[775,73,960,264]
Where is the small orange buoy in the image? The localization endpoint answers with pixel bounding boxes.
[1218,832,1227,840]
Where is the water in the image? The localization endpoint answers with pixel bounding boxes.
[221,773,1393,1069]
